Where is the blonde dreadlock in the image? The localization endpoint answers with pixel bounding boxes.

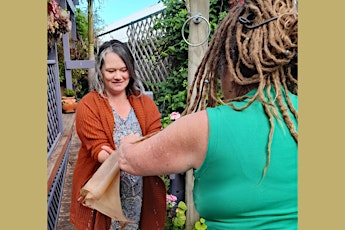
[184,0,298,177]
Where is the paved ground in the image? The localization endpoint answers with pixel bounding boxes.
[56,115,80,230]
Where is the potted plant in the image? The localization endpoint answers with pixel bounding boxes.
[62,89,78,113]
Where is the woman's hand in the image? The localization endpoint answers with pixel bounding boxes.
[98,146,114,163]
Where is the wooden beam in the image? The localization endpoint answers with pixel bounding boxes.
[187,0,210,88]
[65,60,95,69]
[185,1,210,229]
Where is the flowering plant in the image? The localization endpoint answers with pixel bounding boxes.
[167,194,178,209]
[165,195,207,230]
[47,0,72,47]
[165,194,186,230]
[165,194,177,229]
[162,111,181,128]
[169,112,181,121]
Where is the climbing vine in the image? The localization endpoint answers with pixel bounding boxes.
[151,0,231,127]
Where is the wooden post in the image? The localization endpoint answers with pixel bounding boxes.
[187,0,209,88]
[185,0,209,229]
[62,33,73,90]
[58,0,73,90]
[87,0,95,90]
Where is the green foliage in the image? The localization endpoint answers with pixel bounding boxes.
[63,88,76,97]
[164,191,208,230]
[58,7,89,99]
[77,0,106,31]
[72,68,89,99]
[169,201,208,230]
[75,8,88,41]
[172,201,187,230]
[193,218,208,230]
[151,0,230,126]
[151,69,188,128]
[150,0,189,127]
[70,40,89,99]
[161,175,170,192]
[57,39,89,99]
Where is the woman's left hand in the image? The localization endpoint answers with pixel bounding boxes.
[101,145,114,154]
[98,146,114,163]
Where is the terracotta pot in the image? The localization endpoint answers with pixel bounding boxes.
[62,96,78,113]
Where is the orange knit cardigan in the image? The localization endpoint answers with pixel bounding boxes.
[70,91,166,230]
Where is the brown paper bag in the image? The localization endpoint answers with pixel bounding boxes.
[79,150,131,223]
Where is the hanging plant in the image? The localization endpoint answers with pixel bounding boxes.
[47,0,72,47]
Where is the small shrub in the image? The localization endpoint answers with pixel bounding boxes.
[63,89,76,97]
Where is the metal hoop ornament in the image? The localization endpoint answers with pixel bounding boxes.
[181,13,211,47]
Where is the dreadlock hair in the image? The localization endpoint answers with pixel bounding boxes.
[184,0,298,177]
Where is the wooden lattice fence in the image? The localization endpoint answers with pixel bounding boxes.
[126,11,171,92]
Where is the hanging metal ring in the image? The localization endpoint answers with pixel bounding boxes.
[181,13,211,47]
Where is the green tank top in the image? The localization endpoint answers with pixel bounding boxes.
[193,89,298,229]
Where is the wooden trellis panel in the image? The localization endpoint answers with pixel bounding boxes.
[126,12,171,92]
[47,60,63,158]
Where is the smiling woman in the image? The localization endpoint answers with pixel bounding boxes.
[102,52,130,99]
[69,39,166,230]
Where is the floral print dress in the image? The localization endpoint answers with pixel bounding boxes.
[110,107,143,230]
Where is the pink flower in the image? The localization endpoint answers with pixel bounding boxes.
[166,194,177,209]
[170,112,181,121]
[166,194,177,202]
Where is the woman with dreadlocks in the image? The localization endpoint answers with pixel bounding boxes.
[116,0,298,228]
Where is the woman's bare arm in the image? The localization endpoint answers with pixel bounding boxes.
[118,110,209,176]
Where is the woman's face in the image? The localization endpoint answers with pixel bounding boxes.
[101,52,130,96]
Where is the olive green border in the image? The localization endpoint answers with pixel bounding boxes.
[2,1,46,229]
[298,0,345,229]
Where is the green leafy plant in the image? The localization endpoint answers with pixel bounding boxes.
[169,200,207,230]
[58,39,89,99]
[151,0,230,126]
[193,218,207,230]
[75,7,88,41]
[57,6,90,100]
[172,201,187,230]
[63,89,76,97]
